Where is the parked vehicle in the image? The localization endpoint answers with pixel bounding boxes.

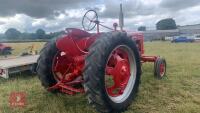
[171,36,195,43]
[165,36,174,41]
[0,43,13,55]
[194,34,200,41]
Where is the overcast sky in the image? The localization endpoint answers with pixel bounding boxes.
[0,0,200,33]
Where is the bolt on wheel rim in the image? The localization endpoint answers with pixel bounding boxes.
[105,45,137,103]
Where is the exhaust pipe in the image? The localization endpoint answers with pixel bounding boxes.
[119,3,124,31]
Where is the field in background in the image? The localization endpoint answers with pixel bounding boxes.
[2,42,45,57]
[0,42,200,113]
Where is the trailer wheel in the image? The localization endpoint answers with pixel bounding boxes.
[36,40,58,92]
[154,58,166,79]
[83,32,141,113]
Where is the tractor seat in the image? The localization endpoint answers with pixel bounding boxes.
[65,28,91,39]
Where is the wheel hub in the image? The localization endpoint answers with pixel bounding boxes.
[105,46,136,99]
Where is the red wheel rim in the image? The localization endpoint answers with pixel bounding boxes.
[159,63,165,77]
[52,52,72,82]
[105,45,137,103]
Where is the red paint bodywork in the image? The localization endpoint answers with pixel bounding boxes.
[0,43,12,50]
[130,33,158,63]
[0,43,12,54]
[49,28,158,95]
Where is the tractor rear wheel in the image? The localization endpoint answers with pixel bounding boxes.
[154,58,166,79]
[36,40,58,92]
[83,32,141,113]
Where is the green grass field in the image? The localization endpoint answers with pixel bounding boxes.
[0,42,200,113]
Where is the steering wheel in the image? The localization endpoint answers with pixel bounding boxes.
[82,10,98,31]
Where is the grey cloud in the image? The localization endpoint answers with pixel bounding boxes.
[0,0,94,18]
[99,0,159,19]
[1,0,200,33]
[160,0,200,10]
[28,14,82,33]
[0,21,5,25]
[100,0,200,19]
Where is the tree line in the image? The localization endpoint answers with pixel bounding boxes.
[0,28,65,40]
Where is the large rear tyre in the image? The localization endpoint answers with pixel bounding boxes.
[36,41,58,92]
[83,32,141,113]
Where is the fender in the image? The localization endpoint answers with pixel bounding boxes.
[56,28,95,57]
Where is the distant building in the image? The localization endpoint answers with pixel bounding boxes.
[178,24,200,29]
[143,29,179,41]
[178,24,200,35]
[143,24,200,41]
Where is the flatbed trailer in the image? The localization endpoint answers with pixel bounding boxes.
[0,55,39,78]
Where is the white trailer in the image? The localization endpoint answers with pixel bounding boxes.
[0,55,39,78]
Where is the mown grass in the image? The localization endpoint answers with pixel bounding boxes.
[0,42,200,113]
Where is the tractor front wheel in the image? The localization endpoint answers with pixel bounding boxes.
[154,58,166,79]
[83,32,141,113]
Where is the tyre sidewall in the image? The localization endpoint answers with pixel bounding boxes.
[36,40,58,88]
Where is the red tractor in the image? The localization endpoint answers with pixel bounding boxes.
[0,43,12,55]
[36,5,166,113]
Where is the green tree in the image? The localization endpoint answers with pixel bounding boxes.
[36,29,46,39]
[138,26,146,31]
[4,28,21,39]
[156,18,177,30]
